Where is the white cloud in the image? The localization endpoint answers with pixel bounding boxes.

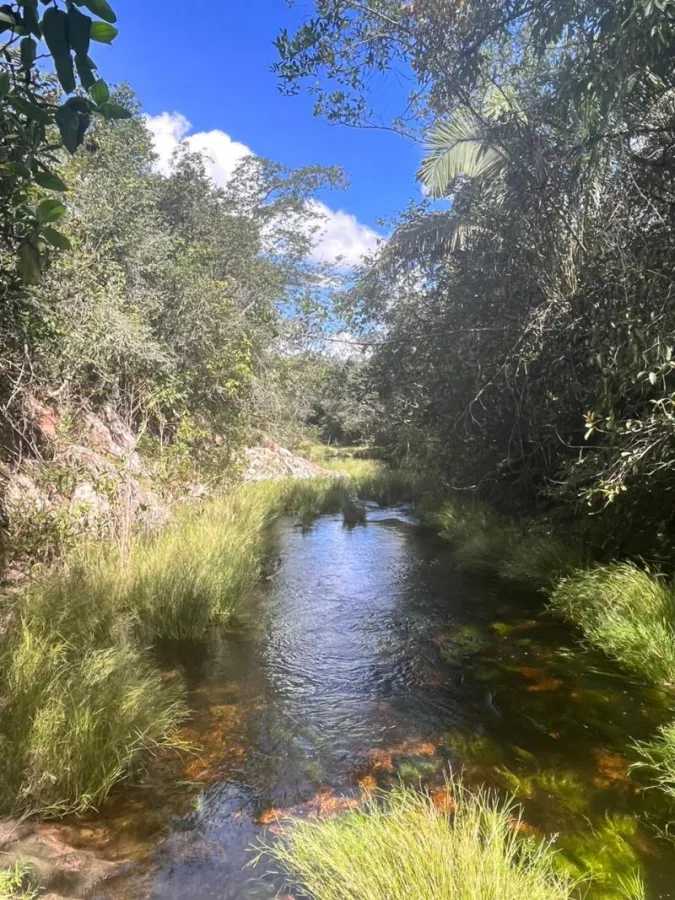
[144,111,382,268]
[145,112,253,187]
[307,200,381,268]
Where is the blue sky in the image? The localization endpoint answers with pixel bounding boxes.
[98,0,424,264]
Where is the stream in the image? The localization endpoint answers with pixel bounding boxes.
[53,505,675,898]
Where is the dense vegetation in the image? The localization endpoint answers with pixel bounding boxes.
[2,2,675,897]
[277,0,675,560]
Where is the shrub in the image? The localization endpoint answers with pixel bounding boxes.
[262,781,577,900]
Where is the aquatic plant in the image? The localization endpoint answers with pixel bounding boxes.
[499,532,585,592]
[632,720,675,799]
[262,780,578,900]
[341,497,367,527]
[418,495,520,577]
[550,563,675,685]
[553,813,645,900]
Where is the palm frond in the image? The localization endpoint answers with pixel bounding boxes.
[420,111,507,196]
[385,211,479,260]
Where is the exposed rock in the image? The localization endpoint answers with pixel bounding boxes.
[70,482,112,519]
[0,818,119,899]
[243,443,339,482]
[25,395,60,441]
[57,444,116,477]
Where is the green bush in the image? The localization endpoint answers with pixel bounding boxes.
[262,780,577,900]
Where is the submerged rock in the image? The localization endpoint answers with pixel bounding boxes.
[0,818,119,899]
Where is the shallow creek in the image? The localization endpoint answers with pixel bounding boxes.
[52,505,675,898]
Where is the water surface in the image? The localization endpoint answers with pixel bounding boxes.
[61,506,675,898]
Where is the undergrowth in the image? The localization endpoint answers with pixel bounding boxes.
[550,563,675,685]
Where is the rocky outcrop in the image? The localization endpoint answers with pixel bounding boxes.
[243,438,340,482]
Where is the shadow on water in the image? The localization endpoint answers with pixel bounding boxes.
[56,505,675,898]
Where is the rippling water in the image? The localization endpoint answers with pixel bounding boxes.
[71,506,675,898]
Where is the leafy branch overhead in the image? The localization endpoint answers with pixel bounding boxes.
[0,0,129,285]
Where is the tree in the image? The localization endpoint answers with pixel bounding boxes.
[0,0,129,293]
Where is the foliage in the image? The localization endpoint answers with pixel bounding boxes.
[261,779,577,900]
[550,564,675,685]
[0,592,186,815]
[276,0,675,562]
[0,0,130,291]
[0,94,346,474]
[0,863,37,900]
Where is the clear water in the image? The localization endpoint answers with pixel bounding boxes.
[55,506,675,898]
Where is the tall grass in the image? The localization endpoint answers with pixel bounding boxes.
[0,607,186,816]
[631,721,675,799]
[263,780,577,900]
[0,473,413,816]
[550,563,675,685]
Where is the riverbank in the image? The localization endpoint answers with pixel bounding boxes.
[415,492,675,801]
[0,470,410,820]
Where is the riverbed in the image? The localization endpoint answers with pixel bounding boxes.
[49,505,675,898]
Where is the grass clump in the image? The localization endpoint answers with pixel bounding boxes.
[0,863,37,899]
[499,532,585,592]
[0,613,185,816]
[632,720,675,799]
[550,563,675,684]
[263,780,577,900]
[419,496,520,577]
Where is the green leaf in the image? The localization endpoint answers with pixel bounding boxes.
[55,101,80,153]
[0,9,16,26]
[78,0,117,24]
[17,242,41,284]
[54,52,76,94]
[20,36,36,69]
[5,161,32,179]
[0,71,10,99]
[34,170,67,192]
[41,225,72,251]
[55,97,92,153]
[99,100,131,120]
[36,198,66,223]
[90,21,118,43]
[75,53,96,90]
[89,78,110,105]
[42,7,69,57]
[68,6,91,57]
[9,94,52,125]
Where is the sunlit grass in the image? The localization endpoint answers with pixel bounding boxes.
[0,615,186,816]
[550,563,675,684]
[632,720,675,799]
[262,780,578,900]
[0,863,37,899]
[0,472,415,817]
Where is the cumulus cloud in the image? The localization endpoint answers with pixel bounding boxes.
[145,112,253,187]
[144,111,381,268]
